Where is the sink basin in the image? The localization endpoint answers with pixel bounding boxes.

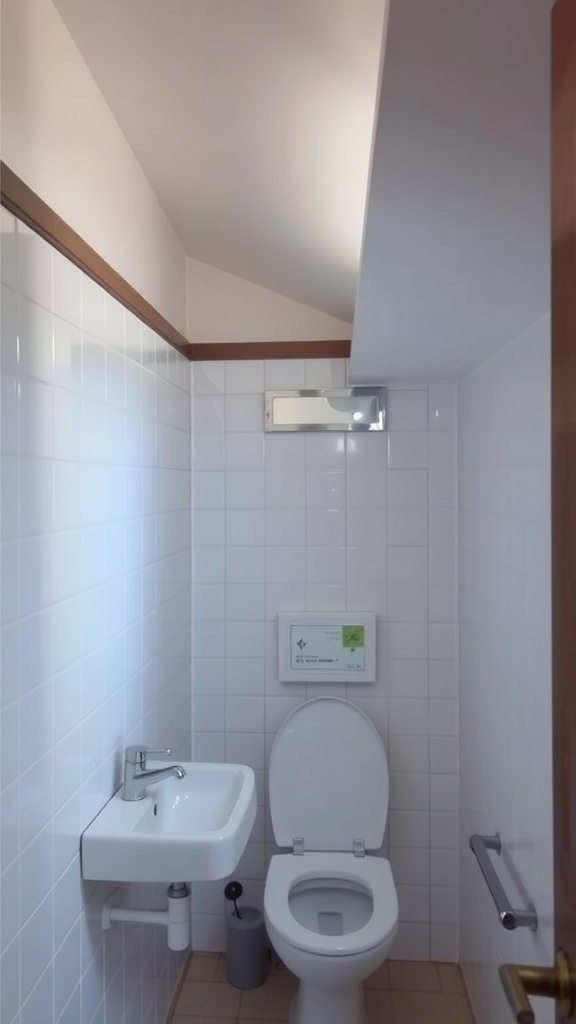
[81,763,256,882]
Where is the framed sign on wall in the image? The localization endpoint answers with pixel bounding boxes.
[278,612,376,683]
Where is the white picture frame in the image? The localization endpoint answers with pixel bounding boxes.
[278,612,376,683]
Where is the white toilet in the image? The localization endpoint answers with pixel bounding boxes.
[263,697,398,1024]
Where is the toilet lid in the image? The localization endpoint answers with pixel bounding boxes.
[269,698,388,852]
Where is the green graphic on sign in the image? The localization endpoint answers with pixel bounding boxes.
[342,625,365,648]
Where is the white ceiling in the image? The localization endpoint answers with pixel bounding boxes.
[53,0,386,326]
[54,0,552,379]
[350,0,553,382]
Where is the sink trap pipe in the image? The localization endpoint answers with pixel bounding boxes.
[102,882,191,951]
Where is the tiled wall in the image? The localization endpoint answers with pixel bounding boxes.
[458,317,553,1024]
[0,211,192,1024]
[191,359,459,961]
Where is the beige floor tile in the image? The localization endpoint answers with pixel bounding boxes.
[186,954,222,982]
[364,961,390,989]
[216,960,297,990]
[365,987,394,1023]
[214,957,231,983]
[172,1018,233,1024]
[239,982,294,1020]
[392,990,474,1024]
[261,965,298,989]
[389,960,441,992]
[437,963,465,993]
[169,960,474,1024]
[175,980,242,1018]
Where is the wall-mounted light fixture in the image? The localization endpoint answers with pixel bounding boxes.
[264,388,386,432]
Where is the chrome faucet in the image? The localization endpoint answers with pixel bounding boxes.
[122,745,186,802]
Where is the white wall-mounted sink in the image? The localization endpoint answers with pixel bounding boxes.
[81,763,256,882]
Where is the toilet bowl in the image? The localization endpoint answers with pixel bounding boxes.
[263,698,398,1024]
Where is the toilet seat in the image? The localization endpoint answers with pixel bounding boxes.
[264,853,398,957]
[269,698,389,853]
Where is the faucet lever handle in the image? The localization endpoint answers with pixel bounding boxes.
[125,745,171,768]
[145,748,172,762]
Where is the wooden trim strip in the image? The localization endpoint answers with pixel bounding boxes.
[1,163,351,364]
[551,0,576,947]
[190,339,351,361]
[0,161,193,358]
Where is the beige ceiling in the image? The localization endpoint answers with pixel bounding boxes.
[53,0,387,326]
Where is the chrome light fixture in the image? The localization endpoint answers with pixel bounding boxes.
[264,387,386,432]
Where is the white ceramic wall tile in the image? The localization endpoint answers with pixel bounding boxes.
[192,360,226,395]
[226,546,266,583]
[389,847,430,886]
[225,696,265,733]
[388,810,430,848]
[192,370,458,958]
[459,321,553,1024]
[387,622,429,660]
[225,432,265,470]
[195,546,225,583]
[387,584,428,623]
[193,471,225,509]
[304,358,346,389]
[225,583,265,621]
[225,658,265,695]
[225,394,264,432]
[225,621,265,659]
[387,389,428,431]
[306,432,346,472]
[194,393,226,433]
[388,469,428,509]
[266,509,306,546]
[265,469,306,508]
[387,432,428,470]
[264,358,307,389]
[389,772,430,810]
[194,509,226,546]
[194,433,226,471]
[307,546,346,584]
[225,359,265,393]
[388,546,428,585]
[265,546,306,583]
[0,216,191,1024]
[428,384,457,432]
[265,432,306,470]
[428,431,456,470]
[428,467,457,508]
[195,584,226,620]
[266,583,307,619]
[429,660,457,698]
[226,470,265,508]
[226,509,266,546]
[388,508,428,547]
[307,471,346,510]
[17,225,54,310]
[429,623,457,660]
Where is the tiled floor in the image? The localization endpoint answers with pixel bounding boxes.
[170,955,476,1024]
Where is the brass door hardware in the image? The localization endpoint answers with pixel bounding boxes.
[499,950,576,1022]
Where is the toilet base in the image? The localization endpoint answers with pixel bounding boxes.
[290,979,367,1024]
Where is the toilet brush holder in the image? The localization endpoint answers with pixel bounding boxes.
[224,881,267,989]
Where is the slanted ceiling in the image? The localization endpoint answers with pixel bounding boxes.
[53,0,386,327]
[54,0,552,379]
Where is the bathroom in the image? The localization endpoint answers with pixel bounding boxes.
[0,1,560,1023]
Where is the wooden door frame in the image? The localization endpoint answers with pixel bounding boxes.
[551,0,576,986]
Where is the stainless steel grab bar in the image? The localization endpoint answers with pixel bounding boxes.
[469,834,538,931]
